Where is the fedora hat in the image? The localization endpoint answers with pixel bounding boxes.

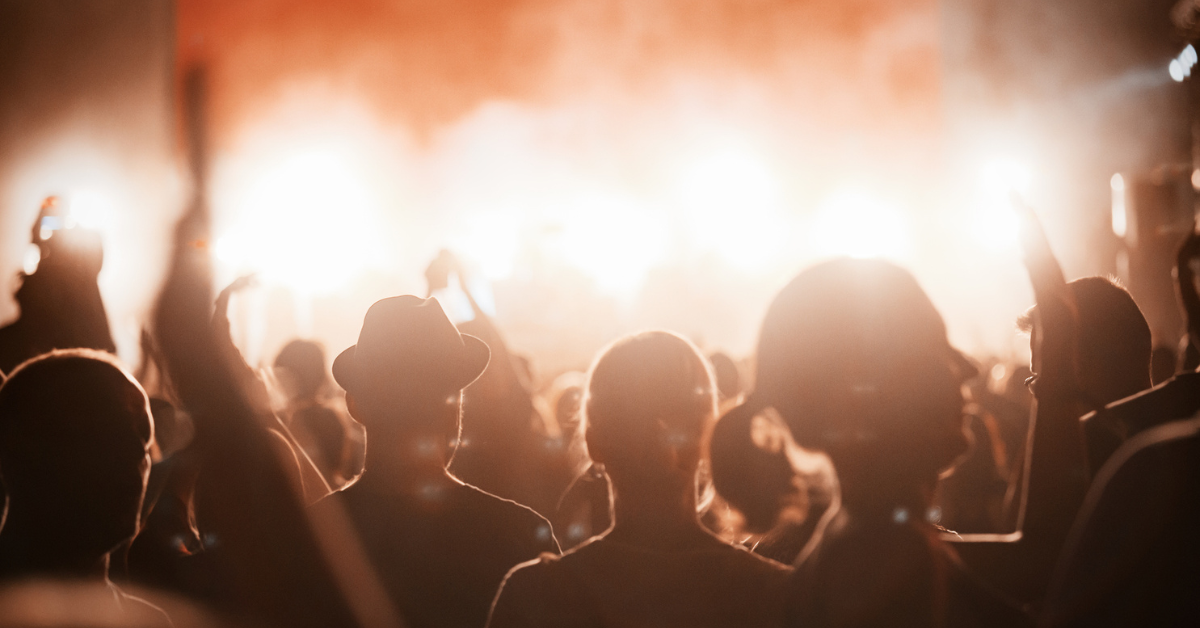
[333,296,490,395]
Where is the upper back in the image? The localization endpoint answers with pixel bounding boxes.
[490,535,791,628]
[333,481,558,628]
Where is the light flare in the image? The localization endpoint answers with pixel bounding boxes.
[548,194,670,297]
[674,148,785,270]
[970,158,1032,251]
[215,149,383,296]
[808,189,911,260]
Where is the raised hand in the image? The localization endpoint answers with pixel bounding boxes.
[1013,194,1083,405]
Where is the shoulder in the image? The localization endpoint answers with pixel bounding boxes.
[705,537,793,583]
[458,483,560,551]
[1097,373,1200,431]
[116,589,175,627]
[488,553,580,628]
[1091,415,1200,496]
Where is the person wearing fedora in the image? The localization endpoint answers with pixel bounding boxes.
[319,295,560,628]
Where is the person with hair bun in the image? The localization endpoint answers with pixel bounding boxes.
[712,259,1031,628]
[488,330,790,628]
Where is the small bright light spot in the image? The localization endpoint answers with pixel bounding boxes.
[1191,169,1200,191]
[22,244,41,275]
[1171,59,1185,82]
[217,149,383,296]
[1111,173,1127,239]
[809,189,910,260]
[990,363,1007,383]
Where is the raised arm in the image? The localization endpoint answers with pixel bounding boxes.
[1008,199,1092,602]
[1176,226,1200,371]
[149,66,385,626]
[955,200,1092,607]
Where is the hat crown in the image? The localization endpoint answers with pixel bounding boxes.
[333,296,490,395]
[355,296,465,366]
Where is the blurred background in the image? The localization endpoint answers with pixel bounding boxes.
[0,0,1191,376]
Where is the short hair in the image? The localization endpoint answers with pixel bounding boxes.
[1017,277,1151,397]
[0,350,152,553]
[0,349,153,451]
[583,331,716,483]
[707,352,741,400]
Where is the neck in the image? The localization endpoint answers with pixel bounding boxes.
[605,475,711,549]
[356,433,452,495]
[0,516,111,579]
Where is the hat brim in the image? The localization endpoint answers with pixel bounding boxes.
[332,333,491,394]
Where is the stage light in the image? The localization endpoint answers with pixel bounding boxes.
[970,158,1031,251]
[216,149,383,296]
[1170,44,1197,82]
[22,244,40,275]
[674,147,784,271]
[549,194,669,297]
[1111,173,1127,238]
[450,211,522,281]
[69,190,116,231]
[809,189,910,260]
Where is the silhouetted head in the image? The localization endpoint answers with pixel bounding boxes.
[334,296,489,447]
[584,331,716,498]
[707,352,741,401]
[275,339,328,401]
[0,350,152,573]
[1018,276,1151,405]
[752,259,974,500]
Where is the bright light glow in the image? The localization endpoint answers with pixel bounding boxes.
[1171,59,1185,82]
[809,189,910,260]
[1111,173,1127,239]
[22,244,41,275]
[69,190,116,231]
[451,210,523,281]
[969,158,1032,250]
[675,148,784,270]
[1177,44,1198,81]
[547,194,669,296]
[979,158,1032,199]
[216,149,383,295]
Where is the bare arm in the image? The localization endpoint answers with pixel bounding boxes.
[955,200,1091,607]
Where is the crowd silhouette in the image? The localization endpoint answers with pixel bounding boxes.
[0,163,1198,628]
